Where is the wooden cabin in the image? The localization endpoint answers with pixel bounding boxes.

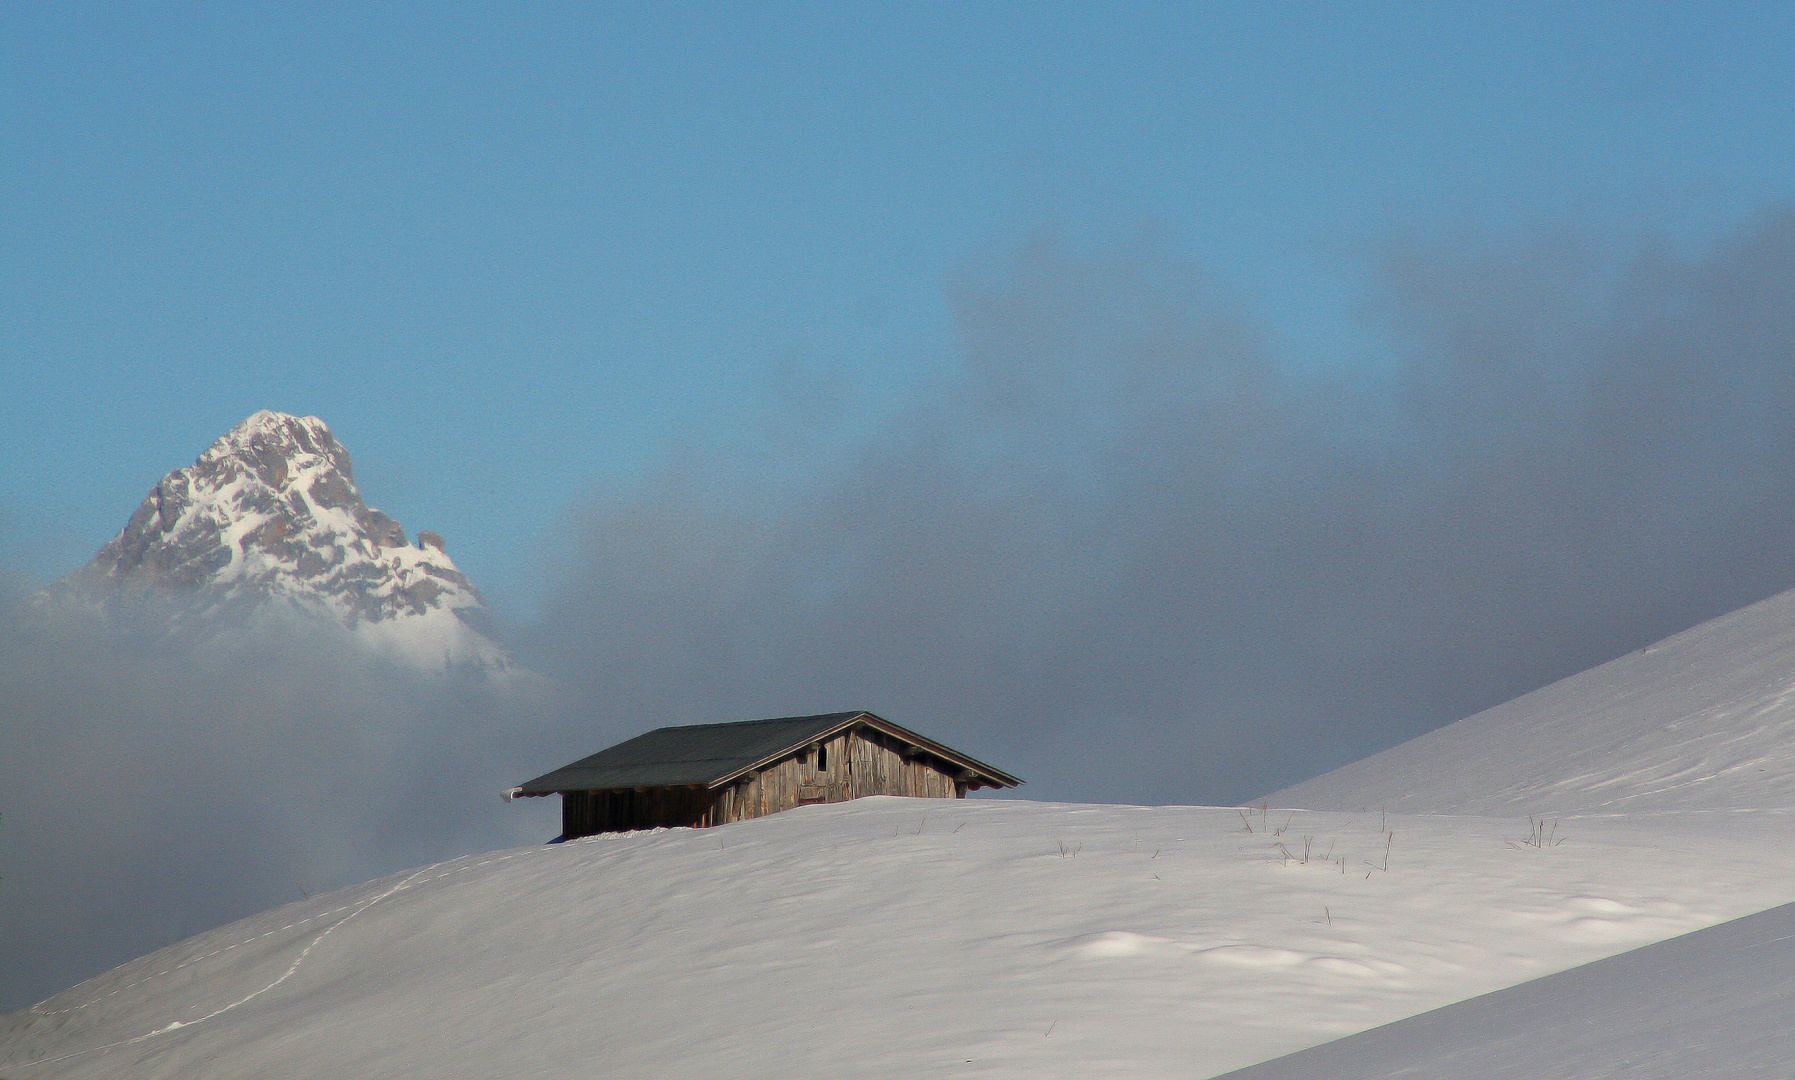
[507,711,1022,839]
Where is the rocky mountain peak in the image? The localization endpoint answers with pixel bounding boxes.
[207,409,353,485]
[56,411,509,670]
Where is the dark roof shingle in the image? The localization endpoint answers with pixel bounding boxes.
[515,711,1021,794]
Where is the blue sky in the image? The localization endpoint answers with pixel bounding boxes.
[4,2,1794,615]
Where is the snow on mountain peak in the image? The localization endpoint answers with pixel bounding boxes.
[54,411,510,671]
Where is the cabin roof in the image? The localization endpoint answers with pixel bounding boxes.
[514,711,1022,796]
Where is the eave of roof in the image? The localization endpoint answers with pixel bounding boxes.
[514,711,1022,796]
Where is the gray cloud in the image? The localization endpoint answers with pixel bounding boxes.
[525,208,1795,808]
[7,206,1795,1010]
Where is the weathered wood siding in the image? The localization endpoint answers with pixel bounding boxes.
[711,728,853,825]
[562,785,713,836]
[843,727,963,800]
[560,724,968,838]
[710,727,963,826]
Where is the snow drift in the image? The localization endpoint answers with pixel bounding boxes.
[8,797,1795,1078]
[1215,897,1795,1080]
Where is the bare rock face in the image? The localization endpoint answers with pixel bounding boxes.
[54,411,509,670]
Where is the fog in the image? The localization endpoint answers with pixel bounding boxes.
[0,592,570,1011]
[525,208,1795,801]
[6,208,1795,1009]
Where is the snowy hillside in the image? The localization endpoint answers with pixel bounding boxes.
[1268,584,1795,815]
[1216,897,1795,1079]
[9,797,1795,1079]
[43,410,510,671]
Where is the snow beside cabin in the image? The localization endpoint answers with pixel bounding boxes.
[8,798,1795,1079]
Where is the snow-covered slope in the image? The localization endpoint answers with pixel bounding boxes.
[1216,897,1795,1079]
[1268,584,1795,815]
[44,410,509,671]
[8,797,1795,1079]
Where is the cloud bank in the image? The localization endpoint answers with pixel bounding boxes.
[526,208,1795,805]
[0,592,566,1010]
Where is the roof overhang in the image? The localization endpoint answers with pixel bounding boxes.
[509,711,1023,797]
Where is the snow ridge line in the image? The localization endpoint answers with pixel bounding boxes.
[14,846,549,1071]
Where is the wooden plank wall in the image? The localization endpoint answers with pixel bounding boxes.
[844,728,961,800]
[711,726,962,826]
[562,786,713,838]
[563,724,969,836]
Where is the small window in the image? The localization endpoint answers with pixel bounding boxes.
[817,744,828,771]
